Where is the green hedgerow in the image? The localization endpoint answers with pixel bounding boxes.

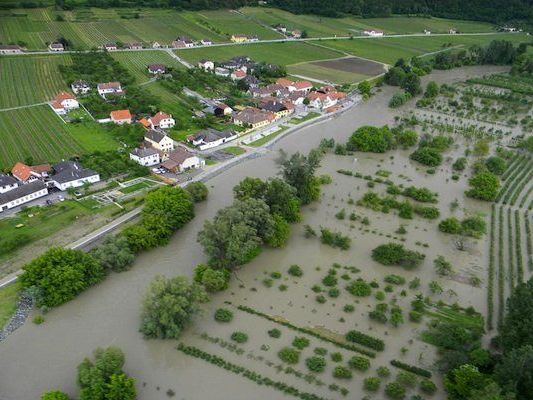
[314,347,328,356]
[305,356,326,373]
[377,366,391,377]
[214,308,233,322]
[420,379,437,394]
[364,377,381,392]
[343,304,355,313]
[328,288,340,298]
[268,328,281,338]
[346,279,372,297]
[331,352,343,362]
[292,336,310,350]
[333,366,353,379]
[278,347,300,364]
[288,264,303,277]
[348,355,371,371]
[385,382,406,399]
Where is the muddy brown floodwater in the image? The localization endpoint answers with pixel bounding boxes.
[0,66,509,400]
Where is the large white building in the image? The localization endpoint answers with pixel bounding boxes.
[50,161,100,191]
[0,181,48,212]
[97,82,123,98]
[50,92,79,115]
[129,147,161,166]
[0,174,18,194]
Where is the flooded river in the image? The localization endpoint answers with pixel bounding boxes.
[0,66,508,400]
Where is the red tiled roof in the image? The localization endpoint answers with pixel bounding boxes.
[150,111,171,126]
[294,80,313,90]
[139,118,151,129]
[232,69,246,78]
[98,82,121,90]
[11,162,50,181]
[51,100,63,109]
[54,91,76,103]
[110,109,132,121]
[276,78,293,88]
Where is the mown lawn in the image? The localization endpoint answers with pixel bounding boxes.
[111,50,184,83]
[178,41,343,66]
[319,33,530,64]
[0,55,71,109]
[288,62,370,84]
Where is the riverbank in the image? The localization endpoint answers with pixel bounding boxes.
[0,66,509,400]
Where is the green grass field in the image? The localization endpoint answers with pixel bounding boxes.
[240,7,495,38]
[0,55,71,109]
[0,105,118,169]
[178,41,343,66]
[0,283,20,330]
[288,62,370,84]
[111,51,183,83]
[318,33,530,64]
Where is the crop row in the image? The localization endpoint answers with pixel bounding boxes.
[507,208,515,290]
[525,211,533,272]
[500,154,524,181]
[176,343,329,400]
[390,359,432,378]
[236,304,378,357]
[518,185,533,209]
[487,204,496,330]
[502,162,533,205]
[497,206,505,326]
[514,210,524,284]
[496,156,529,203]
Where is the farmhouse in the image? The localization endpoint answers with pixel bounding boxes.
[200,39,213,45]
[104,43,118,51]
[110,109,132,125]
[178,36,195,47]
[50,91,79,115]
[48,42,64,52]
[50,161,100,191]
[233,107,275,129]
[138,118,151,129]
[259,100,294,119]
[215,67,230,77]
[145,130,174,153]
[0,45,23,54]
[147,64,166,74]
[71,80,91,95]
[0,174,18,194]
[125,42,143,50]
[288,90,306,105]
[242,75,259,89]
[11,162,50,183]
[161,148,204,173]
[129,147,160,166]
[0,181,48,213]
[149,111,175,129]
[171,40,187,49]
[152,41,162,48]
[188,128,237,150]
[214,103,233,116]
[291,30,302,38]
[198,60,215,71]
[230,69,247,80]
[363,29,384,37]
[97,82,123,98]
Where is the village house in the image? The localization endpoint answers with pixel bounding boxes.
[104,43,118,51]
[230,34,258,43]
[215,67,230,77]
[129,147,160,166]
[149,111,175,129]
[138,118,151,130]
[449,28,457,34]
[71,80,91,95]
[97,82,123,98]
[11,162,51,183]
[230,69,247,81]
[200,39,213,46]
[259,99,294,119]
[198,60,215,71]
[363,29,384,37]
[214,103,233,117]
[161,148,204,173]
[307,92,336,110]
[144,130,174,153]
[147,64,166,75]
[288,90,306,105]
[48,42,64,52]
[0,174,18,194]
[178,36,195,47]
[50,91,79,115]
[274,24,287,33]
[110,109,132,125]
[233,107,275,130]
[171,40,186,49]
[423,29,431,35]
[125,42,143,50]
[152,41,162,48]
[0,45,23,54]
[50,161,100,191]
[291,30,302,38]
[188,128,237,150]
[242,75,259,89]
[0,181,48,212]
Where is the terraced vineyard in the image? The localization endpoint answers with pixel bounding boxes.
[487,155,533,328]
[0,55,71,109]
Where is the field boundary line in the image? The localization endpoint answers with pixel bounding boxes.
[0,102,48,113]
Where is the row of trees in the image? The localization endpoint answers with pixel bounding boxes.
[20,184,203,308]
[346,125,418,153]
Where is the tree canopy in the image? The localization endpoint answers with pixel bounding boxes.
[276,149,322,205]
[347,126,394,153]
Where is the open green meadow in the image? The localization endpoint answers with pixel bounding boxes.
[240,7,495,37]
[177,41,343,66]
[0,105,118,169]
[111,51,183,83]
[318,33,531,64]
[0,55,71,109]
[288,62,369,84]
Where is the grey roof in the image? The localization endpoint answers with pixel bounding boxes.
[0,174,17,187]
[130,147,159,158]
[52,161,98,184]
[243,75,259,84]
[260,100,287,113]
[193,128,235,143]
[72,80,90,87]
[0,181,46,205]
[145,129,167,143]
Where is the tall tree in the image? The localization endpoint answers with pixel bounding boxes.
[276,149,322,204]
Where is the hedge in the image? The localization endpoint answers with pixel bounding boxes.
[345,330,385,351]
[390,360,432,378]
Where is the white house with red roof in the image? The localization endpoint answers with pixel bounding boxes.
[275,78,313,93]
[50,91,79,115]
[147,64,166,75]
[149,111,175,129]
[11,162,51,183]
[97,82,123,98]
[230,69,247,81]
[110,109,132,125]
